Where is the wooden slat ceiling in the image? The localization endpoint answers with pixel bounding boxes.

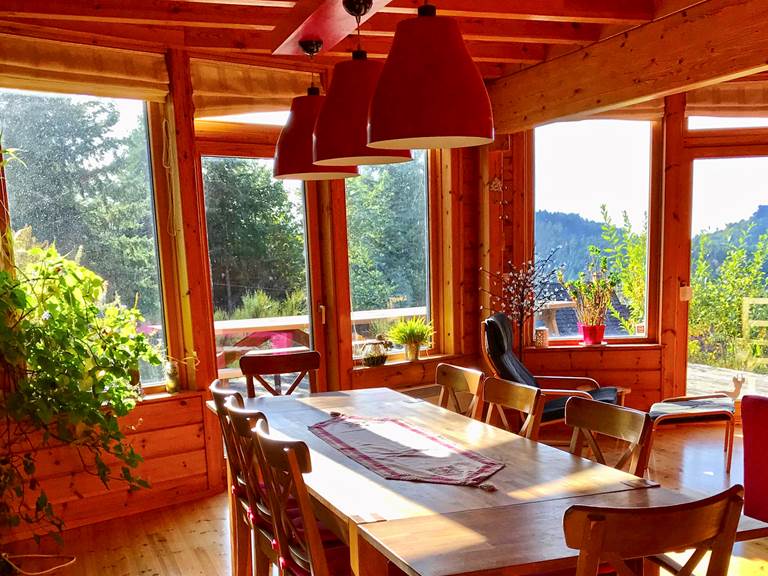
[0,0,660,81]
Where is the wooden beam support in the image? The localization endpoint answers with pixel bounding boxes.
[381,0,654,24]
[272,0,390,56]
[333,37,545,64]
[489,0,768,134]
[361,13,601,45]
[0,0,289,29]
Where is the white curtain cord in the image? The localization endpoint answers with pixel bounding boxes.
[1,552,77,575]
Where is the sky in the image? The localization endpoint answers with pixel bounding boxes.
[535,118,768,235]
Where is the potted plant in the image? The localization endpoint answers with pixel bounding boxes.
[558,247,618,345]
[0,142,162,544]
[388,317,433,361]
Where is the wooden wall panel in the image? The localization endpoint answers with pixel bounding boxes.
[5,393,217,543]
[522,346,663,410]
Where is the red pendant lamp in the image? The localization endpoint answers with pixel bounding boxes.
[274,40,359,181]
[368,3,494,150]
[314,50,411,166]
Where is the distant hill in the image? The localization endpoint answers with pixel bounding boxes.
[536,206,768,279]
[535,211,607,279]
[692,205,768,271]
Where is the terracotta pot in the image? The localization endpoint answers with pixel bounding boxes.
[581,325,605,345]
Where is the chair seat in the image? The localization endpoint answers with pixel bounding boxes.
[542,387,619,423]
[649,397,735,422]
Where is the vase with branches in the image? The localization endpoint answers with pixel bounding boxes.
[481,248,562,358]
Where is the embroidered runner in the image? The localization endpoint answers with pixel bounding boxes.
[309,415,504,486]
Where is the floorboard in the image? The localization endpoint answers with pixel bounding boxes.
[3,425,766,575]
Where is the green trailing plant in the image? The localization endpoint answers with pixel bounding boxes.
[558,246,618,326]
[388,317,433,347]
[0,241,162,539]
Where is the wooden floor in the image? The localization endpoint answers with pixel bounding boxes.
[4,424,767,575]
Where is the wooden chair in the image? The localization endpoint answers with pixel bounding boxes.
[563,485,744,576]
[742,395,768,521]
[482,313,625,429]
[254,419,351,576]
[208,380,253,576]
[474,376,544,440]
[240,349,320,398]
[224,398,279,576]
[565,396,653,478]
[436,363,484,417]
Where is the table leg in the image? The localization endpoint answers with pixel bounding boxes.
[351,525,406,576]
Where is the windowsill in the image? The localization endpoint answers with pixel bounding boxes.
[524,342,662,352]
[352,353,460,372]
[140,389,201,403]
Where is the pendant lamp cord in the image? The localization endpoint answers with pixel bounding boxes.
[355,13,362,51]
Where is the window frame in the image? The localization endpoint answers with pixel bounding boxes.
[524,119,664,349]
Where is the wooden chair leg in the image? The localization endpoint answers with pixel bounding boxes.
[234,512,252,576]
[725,419,734,474]
[253,532,272,576]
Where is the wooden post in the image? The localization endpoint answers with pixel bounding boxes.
[660,93,692,399]
[165,49,224,493]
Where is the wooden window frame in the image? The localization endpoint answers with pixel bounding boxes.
[523,119,664,349]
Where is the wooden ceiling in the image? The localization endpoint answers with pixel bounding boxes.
[0,0,667,79]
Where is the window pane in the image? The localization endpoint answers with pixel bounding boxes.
[346,151,429,355]
[0,88,166,384]
[201,157,312,391]
[688,157,768,396]
[534,120,651,340]
[688,116,768,130]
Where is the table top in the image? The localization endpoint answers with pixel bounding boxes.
[225,388,650,525]
[358,486,768,576]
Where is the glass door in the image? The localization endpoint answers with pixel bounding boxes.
[201,156,316,393]
[688,157,768,397]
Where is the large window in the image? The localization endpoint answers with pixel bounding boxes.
[0,88,166,384]
[201,157,312,382]
[534,119,652,340]
[688,157,768,396]
[345,150,430,356]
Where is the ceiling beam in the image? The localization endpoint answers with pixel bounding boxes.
[380,0,654,24]
[361,13,601,45]
[332,36,545,64]
[489,0,768,134]
[272,0,390,56]
[0,0,289,29]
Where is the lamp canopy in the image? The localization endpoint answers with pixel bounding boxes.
[368,3,494,150]
[274,87,359,181]
[314,50,412,166]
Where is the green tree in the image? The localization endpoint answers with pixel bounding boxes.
[345,151,428,311]
[601,205,648,334]
[689,228,768,368]
[0,91,162,324]
[202,157,305,315]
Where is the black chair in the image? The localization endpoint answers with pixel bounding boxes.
[481,312,620,426]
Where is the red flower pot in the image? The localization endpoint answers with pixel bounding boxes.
[581,324,605,345]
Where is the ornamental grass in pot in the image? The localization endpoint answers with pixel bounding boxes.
[558,247,618,345]
[388,317,433,361]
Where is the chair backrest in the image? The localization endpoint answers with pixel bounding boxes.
[477,376,544,440]
[209,380,245,483]
[565,397,653,477]
[240,349,321,398]
[224,398,273,530]
[742,395,768,521]
[436,363,484,417]
[254,419,334,576]
[481,313,539,389]
[563,485,744,576]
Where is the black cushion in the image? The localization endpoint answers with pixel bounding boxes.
[483,313,538,389]
[542,386,620,423]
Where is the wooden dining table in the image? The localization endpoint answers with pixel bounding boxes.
[214,387,768,576]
